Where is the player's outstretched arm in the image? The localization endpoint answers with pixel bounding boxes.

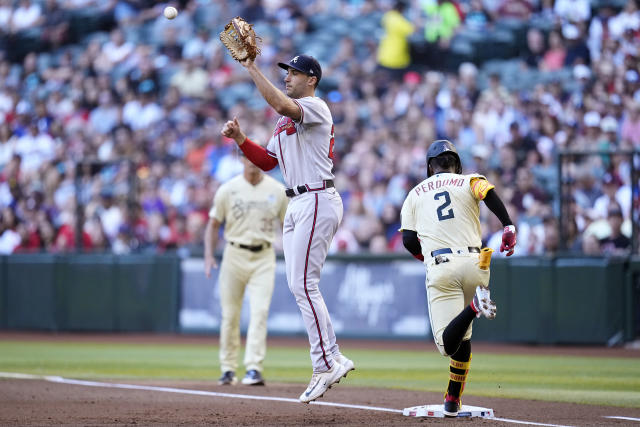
[483,189,517,256]
[240,59,301,120]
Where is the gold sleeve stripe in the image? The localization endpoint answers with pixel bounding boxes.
[470,177,495,200]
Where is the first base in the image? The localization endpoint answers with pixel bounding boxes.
[403,404,494,418]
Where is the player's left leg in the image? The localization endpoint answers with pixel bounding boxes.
[242,252,276,385]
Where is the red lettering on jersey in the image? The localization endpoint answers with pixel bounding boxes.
[427,182,434,191]
[273,117,297,136]
[328,125,335,159]
[435,180,442,189]
[415,186,422,196]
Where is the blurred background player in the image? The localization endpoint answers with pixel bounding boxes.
[220,53,355,403]
[204,154,288,386]
[400,140,516,416]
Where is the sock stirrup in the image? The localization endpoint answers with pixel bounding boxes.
[446,353,472,399]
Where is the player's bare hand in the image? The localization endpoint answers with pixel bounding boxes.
[204,256,218,277]
[221,117,246,143]
[500,225,517,256]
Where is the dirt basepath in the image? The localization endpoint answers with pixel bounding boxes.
[1,332,639,426]
[2,378,640,426]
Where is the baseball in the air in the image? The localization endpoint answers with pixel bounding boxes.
[163,6,178,20]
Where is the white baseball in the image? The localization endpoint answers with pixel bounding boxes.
[163,6,178,20]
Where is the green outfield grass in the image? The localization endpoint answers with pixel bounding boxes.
[1,340,638,408]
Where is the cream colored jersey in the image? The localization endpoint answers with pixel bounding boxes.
[209,174,288,246]
[400,173,494,256]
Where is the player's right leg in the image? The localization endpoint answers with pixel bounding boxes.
[217,245,249,385]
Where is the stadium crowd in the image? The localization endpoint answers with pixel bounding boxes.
[0,0,638,257]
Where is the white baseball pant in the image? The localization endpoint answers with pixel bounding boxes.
[282,188,343,373]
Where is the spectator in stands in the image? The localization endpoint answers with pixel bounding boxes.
[41,0,69,49]
[540,30,567,71]
[159,26,183,61]
[582,233,601,255]
[593,172,623,220]
[376,1,415,78]
[89,91,120,135]
[553,0,591,25]
[182,27,215,60]
[609,0,639,41]
[0,206,21,254]
[600,203,631,255]
[240,0,266,23]
[422,0,461,46]
[562,23,590,66]
[463,0,491,32]
[0,122,16,169]
[588,4,616,63]
[511,168,548,218]
[495,0,534,21]
[524,27,545,69]
[541,215,559,254]
[621,102,640,148]
[0,0,12,36]
[10,0,44,34]
[0,0,637,256]
[99,28,135,70]
[170,57,209,99]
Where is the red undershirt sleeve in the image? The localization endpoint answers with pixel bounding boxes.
[239,137,278,171]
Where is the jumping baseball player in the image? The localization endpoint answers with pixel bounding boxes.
[205,155,288,386]
[220,54,355,403]
[400,140,516,417]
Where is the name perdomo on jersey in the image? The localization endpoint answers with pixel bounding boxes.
[413,176,465,196]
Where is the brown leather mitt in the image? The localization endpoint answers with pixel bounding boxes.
[219,17,261,62]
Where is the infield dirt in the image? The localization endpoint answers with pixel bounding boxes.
[1,332,639,426]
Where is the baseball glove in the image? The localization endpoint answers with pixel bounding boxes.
[219,17,261,62]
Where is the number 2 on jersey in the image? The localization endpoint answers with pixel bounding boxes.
[434,191,454,221]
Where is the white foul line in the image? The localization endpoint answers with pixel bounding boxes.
[0,372,399,414]
[604,416,640,422]
[0,372,615,427]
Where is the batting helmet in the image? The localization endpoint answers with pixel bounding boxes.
[426,139,462,177]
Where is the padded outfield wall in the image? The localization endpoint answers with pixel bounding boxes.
[0,254,638,344]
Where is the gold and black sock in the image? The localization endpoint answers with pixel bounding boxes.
[446,340,471,399]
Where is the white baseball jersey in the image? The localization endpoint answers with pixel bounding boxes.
[266,96,335,189]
